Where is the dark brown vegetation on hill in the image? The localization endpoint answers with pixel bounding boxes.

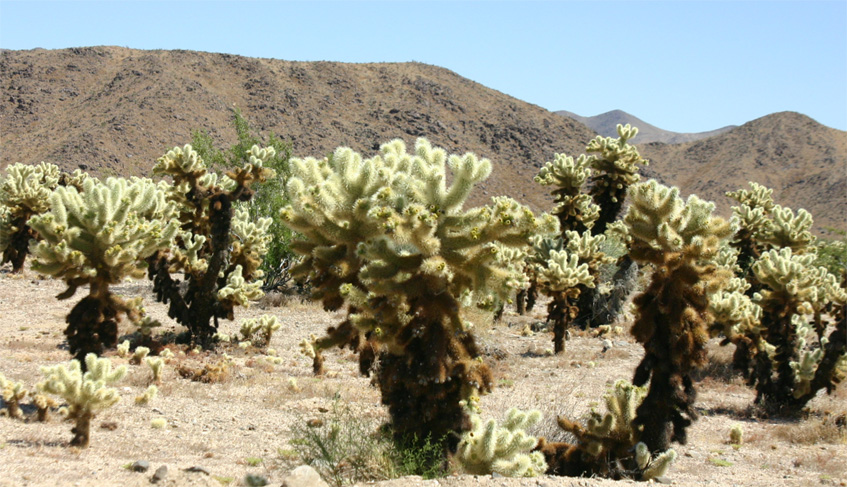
[1,46,845,232]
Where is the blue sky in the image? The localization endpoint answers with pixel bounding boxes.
[1,0,845,132]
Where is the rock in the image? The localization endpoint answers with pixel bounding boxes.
[150,465,168,484]
[245,474,269,486]
[282,465,328,487]
[130,460,149,473]
[184,466,211,475]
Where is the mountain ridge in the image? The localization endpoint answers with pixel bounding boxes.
[556,109,737,144]
[1,46,844,233]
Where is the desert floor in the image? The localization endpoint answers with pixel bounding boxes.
[0,267,845,487]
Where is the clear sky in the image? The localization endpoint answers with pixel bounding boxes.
[1,0,845,132]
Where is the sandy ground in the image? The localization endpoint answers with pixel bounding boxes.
[0,267,845,487]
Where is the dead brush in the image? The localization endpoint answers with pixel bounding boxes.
[176,355,235,384]
[771,414,847,445]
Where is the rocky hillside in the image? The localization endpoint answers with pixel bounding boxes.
[639,111,847,234]
[1,47,845,232]
[556,109,736,144]
[0,46,595,211]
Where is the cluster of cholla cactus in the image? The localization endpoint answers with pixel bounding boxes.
[27,177,178,365]
[539,380,676,481]
[622,179,732,452]
[280,138,554,451]
[39,353,127,447]
[716,182,846,414]
[530,124,647,330]
[455,405,548,477]
[747,248,846,414]
[146,144,276,346]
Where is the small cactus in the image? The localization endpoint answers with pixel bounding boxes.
[729,424,743,446]
[39,353,127,447]
[455,407,547,477]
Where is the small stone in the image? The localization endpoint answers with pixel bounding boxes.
[245,474,269,486]
[150,465,168,484]
[653,476,673,484]
[282,465,329,487]
[130,461,149,473]
[184,466,211,475]
[100,421,118,431]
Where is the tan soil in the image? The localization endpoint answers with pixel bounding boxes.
[0,266,845,487]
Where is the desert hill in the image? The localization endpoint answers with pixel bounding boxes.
[1,46,845,232]
[556,109,736,144]
[638,111,847,234]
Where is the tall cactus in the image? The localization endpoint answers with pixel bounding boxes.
[147,144,275,346]
[622,180,732,452]
[28,177,178,365]
[281,138,553,450]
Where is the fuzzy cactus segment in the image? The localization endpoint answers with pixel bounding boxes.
[0,373,27,419]
[456,407,547,477]
[27,177,178,365]
[40,353,127,447]
[282,138,551,452]
[623,180,731,453]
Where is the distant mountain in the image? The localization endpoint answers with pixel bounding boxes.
[1,47,844,233]
[638,111,846,234]
[556,109,736,144]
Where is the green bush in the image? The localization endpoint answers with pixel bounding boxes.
[191,109,298,291]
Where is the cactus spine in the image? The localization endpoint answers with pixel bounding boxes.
[455,407,547,477]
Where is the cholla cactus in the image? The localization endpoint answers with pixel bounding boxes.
[0,162,62,272]
[727,182,816,279]
[40,353,127,447]
[534,153,599,234]
[623,180,732,452]
[455,407,547,477]
[281,138,553,451]
[708,276,763,379]
[148,144,276,347]
[586,124,649,235]
[0,373,27,419]
[27,177,178,365]
[239,314,281,347]
[534,243,594,353]
[748,247,847,413]
[541,379,677,480]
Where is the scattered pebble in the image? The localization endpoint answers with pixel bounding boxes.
[150,465,168,484]
[130,460,149,473]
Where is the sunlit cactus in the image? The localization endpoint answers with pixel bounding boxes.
[748,247,847,413]
[455,407,547,477]
[40,353,127,447]
[540,379,677,480]
[0,162,61,272]
[0,373,27,419]
[534,153,599,234]
[623,179,732,453]
[586,124,649,235]
[281,138,553,452]
[28,177,178,365]
[147,144,276,347]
